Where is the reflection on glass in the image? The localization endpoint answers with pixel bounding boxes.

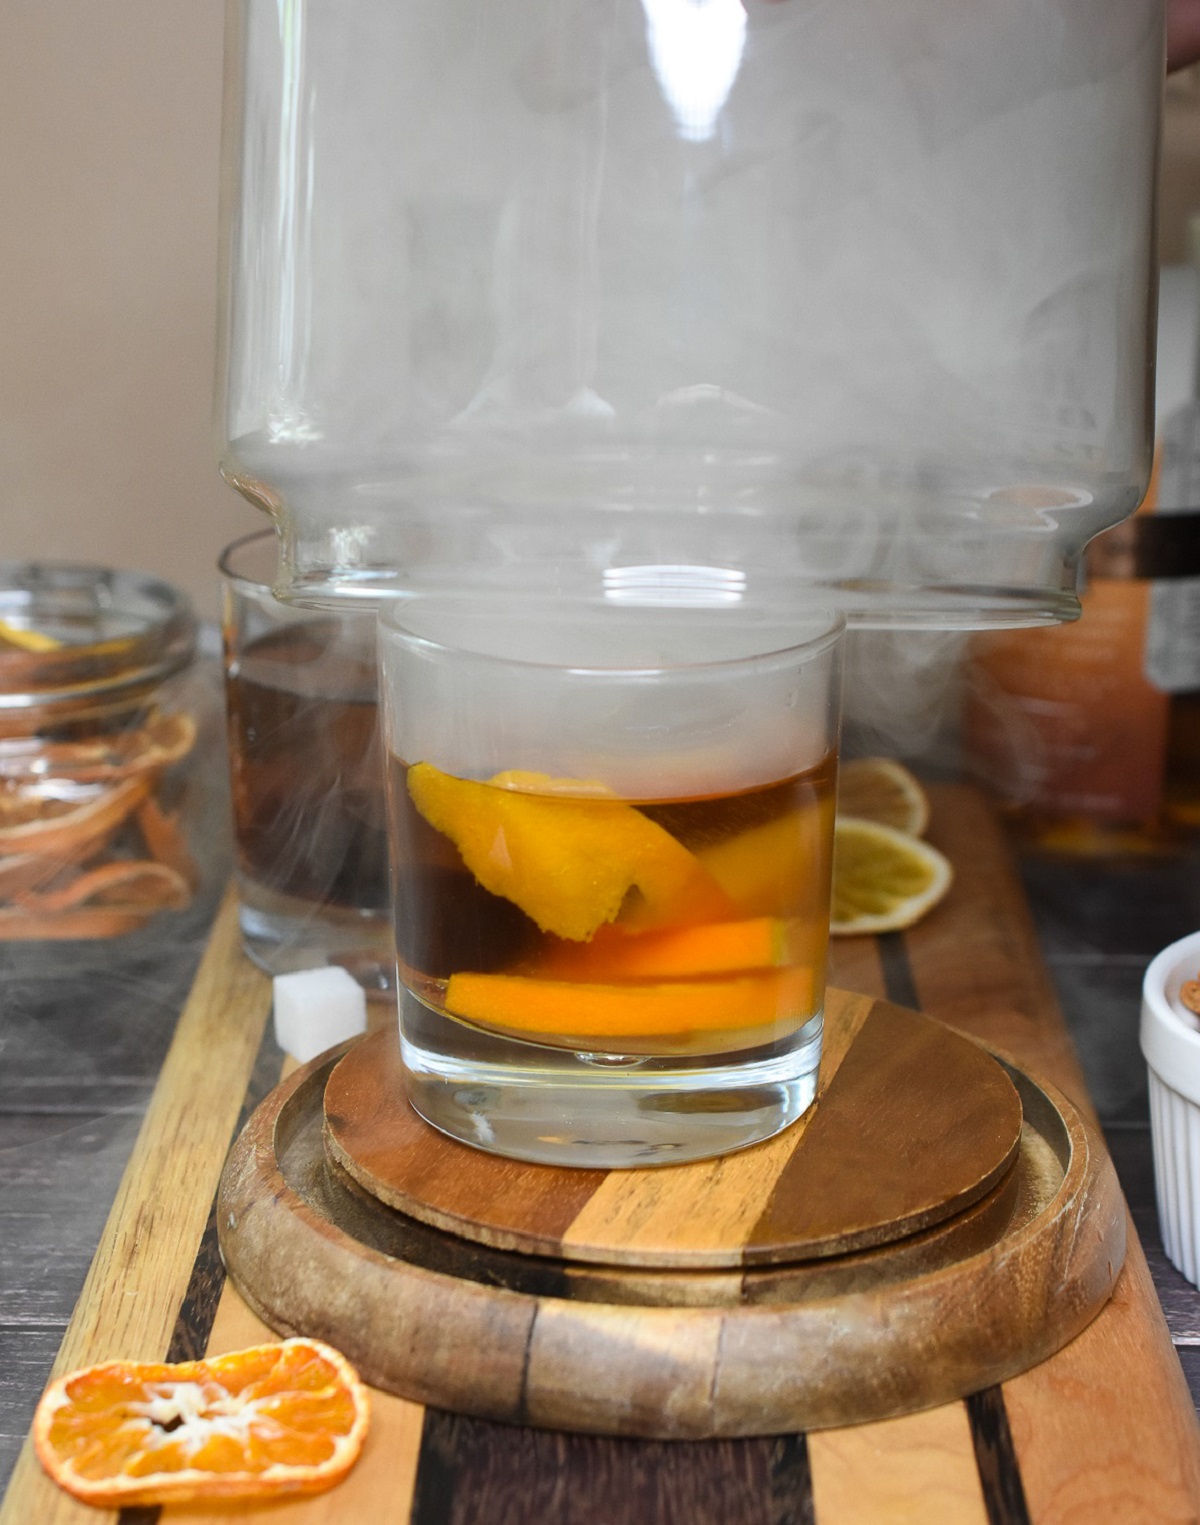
[641,0,747,142]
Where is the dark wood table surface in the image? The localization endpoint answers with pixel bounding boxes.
[3,699,1200,1498]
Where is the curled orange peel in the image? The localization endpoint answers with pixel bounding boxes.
[407,762,732,941]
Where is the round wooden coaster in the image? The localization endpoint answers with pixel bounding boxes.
[322,992,1024,1269]
[217,993,1126,1437]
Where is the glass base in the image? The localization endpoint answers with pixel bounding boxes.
[398,994,823,1168]
[237,880,395,995]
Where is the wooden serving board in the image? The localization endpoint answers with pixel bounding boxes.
[218,999,1122,1436]
[3,784,1200,1525]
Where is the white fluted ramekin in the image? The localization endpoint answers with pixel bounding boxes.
[1140,930,1200,1286]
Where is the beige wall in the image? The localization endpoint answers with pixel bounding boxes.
[2,12,1199,623]
[0,2,259,621]
[1163,65,1200,263]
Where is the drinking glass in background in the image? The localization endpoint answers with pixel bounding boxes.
[219,531,393,993]
[379,595,843,1168]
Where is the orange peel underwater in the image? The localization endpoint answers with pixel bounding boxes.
[407,762,732,941]
[444,967,815,1048]
[534,914,822,981]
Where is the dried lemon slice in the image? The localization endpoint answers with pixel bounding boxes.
[830,816,952,935]
[836,758,930,836]
[33,1339,370,1507]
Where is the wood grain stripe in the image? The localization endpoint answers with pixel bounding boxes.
[164,1022,285,1363]
[748,1000,1020,1257]
[765,1434,816,1525]
[409,1413,817,1525]
[116,1022,285,1525]
[965,1389,1032,1525]
[808,1405,990,1523]
[902,790,1200,1516]
[881,869,1034,1524]
[903,784,1094,1107]
[159,1288,425,1524]
[877,930,921,1012]
[558,992,874,1265]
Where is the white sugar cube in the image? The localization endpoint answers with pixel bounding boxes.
[273,967,368,1063]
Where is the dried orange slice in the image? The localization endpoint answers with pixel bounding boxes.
[830,817,952,935]
[836,758,930,836]
[407,762,731,941]
[33,1339,370,1507]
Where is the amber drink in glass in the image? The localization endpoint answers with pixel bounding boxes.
[380,596,842,1167]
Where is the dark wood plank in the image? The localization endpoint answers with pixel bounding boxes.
[750,1002,1020,1257]
[410,1412,813,1525]
[965,1388,1032,1525]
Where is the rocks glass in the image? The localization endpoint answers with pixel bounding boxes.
[380,595,842,1167]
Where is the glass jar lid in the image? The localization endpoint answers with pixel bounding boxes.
[0,563,196,724]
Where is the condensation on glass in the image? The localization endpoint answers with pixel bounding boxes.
[217,0,1164,628]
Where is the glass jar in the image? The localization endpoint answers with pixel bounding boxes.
[220,530,394,991]
[0,564,205,939]
[218,0,1163,628]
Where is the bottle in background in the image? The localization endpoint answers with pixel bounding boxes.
[964,485,1173,855]
[966,222,1200,851]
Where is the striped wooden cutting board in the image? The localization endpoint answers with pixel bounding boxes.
[2,784,1198,1523]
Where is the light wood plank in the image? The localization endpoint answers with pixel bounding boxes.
[909,785,1200,1514]
[1004,1228,1200,1522]
[808,1404,990,1524]
[559,991,874,1260]
[828,932,888,1002]
[909,784,1093,1109]
[0,890,272,1525]
[162,1287,426,1525]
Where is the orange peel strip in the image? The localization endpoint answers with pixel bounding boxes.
[0,852,66,901]
[535,916,816,981]
[445,967,814,1044]
[33,1339,370,1507]
[0,711,196,784]
[135,796,199,887]
[408,762,732,941]
[697,800,835,918]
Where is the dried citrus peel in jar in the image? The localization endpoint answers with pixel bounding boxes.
[33,1339,370,1507]
[407,762,732,941]
[0,618,62,653]
[0,711,198,938]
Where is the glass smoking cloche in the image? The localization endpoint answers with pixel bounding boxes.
[217,0,1164,627]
